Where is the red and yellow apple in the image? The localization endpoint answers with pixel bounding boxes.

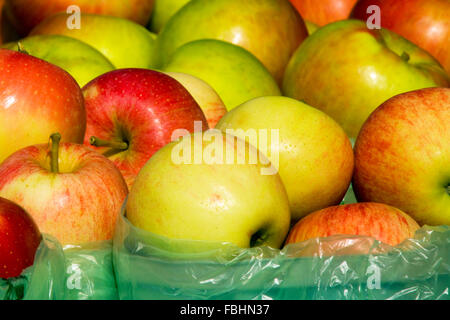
[285,202,420,247]
[157,0,308,84]
[4,0,155,36]
[351,0,450,74]
[30,13,159,69]
[0,134,128,245]
[126,131,291,249]
[164,71,227,128]
[216,96,354,221]
[149,0,190,33]
[283,19,449,139]
[353,88,450,226]
[0,197,41,279]
[0,49,85,163]
[289,0,358,26]
[83,68,209,189]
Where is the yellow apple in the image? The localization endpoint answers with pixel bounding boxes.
[126,130,291,249]
[216,96,354,221]
[164,71,227,128]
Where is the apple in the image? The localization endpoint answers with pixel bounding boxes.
[157,0,308,84]
[164,71,227,128]
[351,0,450,74]
[149,0,190,33]
[0,197,41,279]
[0,133,128,245]
[2,35,115,88]
[162,39,281,110]
[126,130,291,249]
[285,203,420,247]
[289,0,358,26]
[216,96,354,222]
[353,88,450,226]
[0,49,86,163]
[4,0,155,36]
[82,68,209,189]
[30,13,159,70]
[305,20,319,36]
[282,19,450,139]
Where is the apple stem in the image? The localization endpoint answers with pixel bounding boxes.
[50,133,61,174]
[17,42,29,55]
[89,136,128,151]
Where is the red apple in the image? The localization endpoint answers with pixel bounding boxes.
[289,0,358,26]
[0,133,128,245]
[285,202,420,247]
[4,0,155,36]
[0,197,41,279]
[82,68,209,189]
[351,0,450,74]
[353,88,450,226]
[0,49,86,163]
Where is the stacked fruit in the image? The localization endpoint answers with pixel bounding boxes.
[0,0,448,286]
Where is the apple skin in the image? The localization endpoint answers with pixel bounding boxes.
[216,96,354,222]
[126,131,291,249]
[289,0,358,26]
[0,197,41,279]
[164,71,227,128]
[82,68,209,190]
[30,13,158,70]
[304,20,319,35]
[351,0,450,75]
[283,19,450,139]
[162,39,281,110]
[353,88,450,226]
[2,35,115,88]
[157,0,308,84]
[4,0,155,36]
[285,203,420,247]
[0,141,128,245]
[0,49,86,163]
[149,0,190,33]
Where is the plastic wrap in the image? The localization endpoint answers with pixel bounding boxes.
[113,198,449,300]
[0,234,66,300]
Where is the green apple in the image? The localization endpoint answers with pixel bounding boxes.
[3,35,115,87]
[157,0,308,84]
[283,19,450,139]
[216,96,354,221]
[164,71,227,128]
[149,0,191,33]
[162,39,281,110]
[30,13,159,69]
[126,131,291,249]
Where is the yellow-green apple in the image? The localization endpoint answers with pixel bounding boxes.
[0,134,128,245]
[2,35,114,87]
[305,20,319,36]
[30,13,159,69]
[351,0,450,74]
[289,0,358,26]
[149,0,190,33]
[162,39,281,110]
[4,0,155,36]
[157,0,308,84]
[0,197,41,279]
[353,88,450,226]
[216,96,354,222]
[0,49,85,163]
[126,130,291,249]
[285,203,420,247]
[283,19,450,139]
[164,71,227,128]
[83,68,209,190]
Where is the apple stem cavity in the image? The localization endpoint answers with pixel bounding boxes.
[50,133,61,174]
[400,52,410,63]
[89,136,128,152]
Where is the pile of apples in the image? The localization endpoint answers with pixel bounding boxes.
[0,0,449,282]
